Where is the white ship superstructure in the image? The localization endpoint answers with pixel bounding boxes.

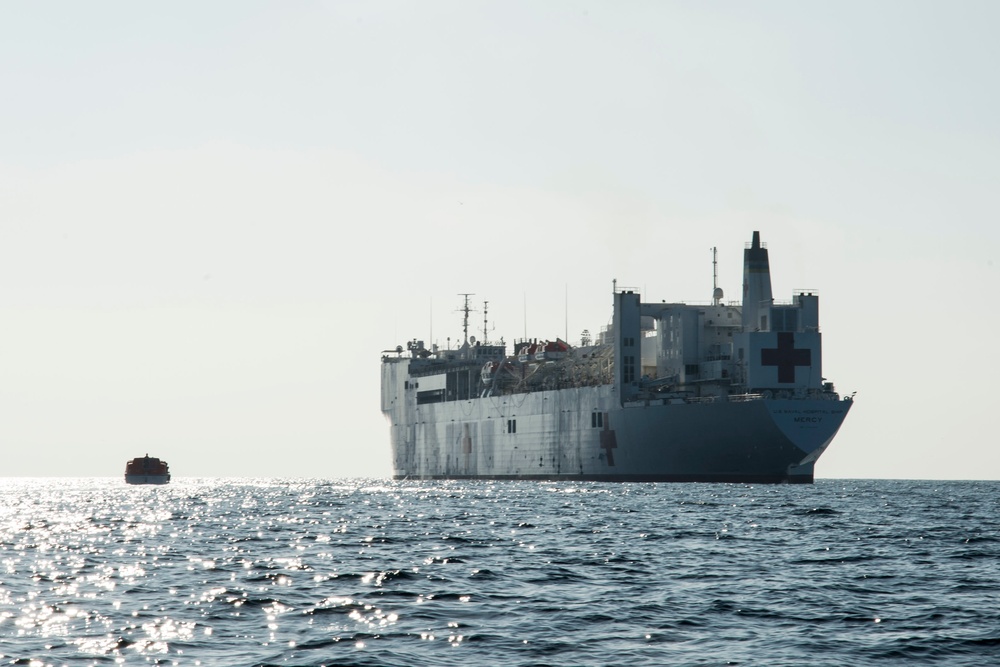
[380,232,852,483]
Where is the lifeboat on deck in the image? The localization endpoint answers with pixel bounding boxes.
[124,454,171,485]
[517,341,539,364]
[481,361,499,384]
[534,339,570,361]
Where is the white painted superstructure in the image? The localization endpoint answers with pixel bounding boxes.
[381,232,852,483]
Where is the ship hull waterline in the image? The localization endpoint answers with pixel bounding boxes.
[125,474,171,485]
[386,387,851,484]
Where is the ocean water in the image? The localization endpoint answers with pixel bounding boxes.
[1,479,999,666]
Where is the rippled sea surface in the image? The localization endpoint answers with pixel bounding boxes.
[2,478,999,666]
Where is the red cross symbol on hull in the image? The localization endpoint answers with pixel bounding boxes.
[599,413,617,466]
[761,332,812,383]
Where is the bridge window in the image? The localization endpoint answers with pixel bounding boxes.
[771,308,799,332]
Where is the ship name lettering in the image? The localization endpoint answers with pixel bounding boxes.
[794,416,823,423]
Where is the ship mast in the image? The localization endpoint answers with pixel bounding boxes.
[482,300,489,345]
[712,247,719,306]
[458,293,475,345]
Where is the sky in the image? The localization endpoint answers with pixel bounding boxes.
[1,1,998,479]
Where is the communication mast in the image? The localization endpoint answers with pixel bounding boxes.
[481,300,494,345]
[711,247,724,306]
[457,293,475,345]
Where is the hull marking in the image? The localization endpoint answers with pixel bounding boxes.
[761,332,811,383]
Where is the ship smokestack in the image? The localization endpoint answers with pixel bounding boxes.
[742,231,773,331]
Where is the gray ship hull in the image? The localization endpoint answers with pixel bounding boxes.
[386,385,851,483]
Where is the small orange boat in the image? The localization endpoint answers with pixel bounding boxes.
[124,454,171,484]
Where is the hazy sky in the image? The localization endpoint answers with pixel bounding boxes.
[2,1,998,479]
